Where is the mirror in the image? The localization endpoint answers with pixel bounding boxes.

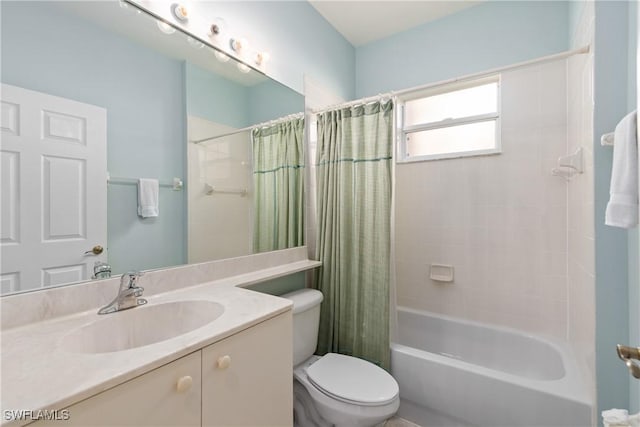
[0,1,305,295]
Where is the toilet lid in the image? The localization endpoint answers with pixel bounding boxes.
[306,353,399,406]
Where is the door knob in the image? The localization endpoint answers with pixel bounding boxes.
[617,344,640,379]
[617,344,640,361]
[624,359,640,379]
[84,245,104,255]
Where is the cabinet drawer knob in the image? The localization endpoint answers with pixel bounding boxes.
[217,355,231,370]
[176,375,193,392]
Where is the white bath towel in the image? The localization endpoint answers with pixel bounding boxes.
[605,111,638,228]
[137,178,159,218]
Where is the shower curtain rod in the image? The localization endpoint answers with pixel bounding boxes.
[310,93,393,115]
[311,44,590,115]
[191,112,304,145]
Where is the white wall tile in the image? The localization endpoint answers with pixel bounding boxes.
[395,34,593,366]
[395,59,572,340]
[566,1,596,397]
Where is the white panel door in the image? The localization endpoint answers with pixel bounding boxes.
[0,84,107,293]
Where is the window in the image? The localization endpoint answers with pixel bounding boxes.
[398,76,501,162]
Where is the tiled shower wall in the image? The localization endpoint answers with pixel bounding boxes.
[395,60,570,340]
[567,2,596,398]
[187,117,252,263]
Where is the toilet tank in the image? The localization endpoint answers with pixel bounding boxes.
[281,289,323,366]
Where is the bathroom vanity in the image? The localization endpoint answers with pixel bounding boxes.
[29,312,291,427]
[1,248,321,427]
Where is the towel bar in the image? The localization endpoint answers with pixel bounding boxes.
[107,174,183,191]
[204,183,248,197]
[601,132,615,146]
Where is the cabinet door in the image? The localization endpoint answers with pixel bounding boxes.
[31,351,201,427]
[202,312,293,427]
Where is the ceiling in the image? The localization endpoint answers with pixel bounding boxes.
[309,1,481,46]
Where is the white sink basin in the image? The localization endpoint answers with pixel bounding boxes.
[61,300,224,353]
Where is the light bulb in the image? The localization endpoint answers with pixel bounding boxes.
[156,20,176,35]
[172,3,189,21]
[209,18,226,38]
[230,38,248,53]
[255,51,270,66]
[187,37,205,49]
[214,51,230,63]
[237,63,251,74]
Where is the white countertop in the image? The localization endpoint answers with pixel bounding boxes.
[1,280,293,426]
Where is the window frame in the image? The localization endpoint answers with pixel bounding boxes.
[397,75,502,163]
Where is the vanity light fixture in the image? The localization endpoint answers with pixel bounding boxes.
[255,51,270,67]
[236,63,251,74]
[171,3,189,22]
[230,37,248,54]
[156,20,176,35]
[214,50,230,63]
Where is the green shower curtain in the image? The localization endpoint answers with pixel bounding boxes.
[252,117,305,253]
[314,100,393,370]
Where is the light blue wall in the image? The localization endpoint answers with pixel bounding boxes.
[1,2,187,275]
[185,62,304,128]
[194,1,355,101]
[355,1,570,97]
[245,272,306,296]
[593,0,631,417]
[248,80,305,125]
[627,0,637,115]
[568,1,587,48]
[185,63,250,129]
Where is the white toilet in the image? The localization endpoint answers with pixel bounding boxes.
[282,289,399,427]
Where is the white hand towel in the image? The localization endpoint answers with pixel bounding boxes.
[605,111,638,228]
[602,409,630,427]
[137,178,159,218]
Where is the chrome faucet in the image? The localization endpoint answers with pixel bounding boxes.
[98,271,147,315]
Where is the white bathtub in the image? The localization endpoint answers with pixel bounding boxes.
[391,307,592,427]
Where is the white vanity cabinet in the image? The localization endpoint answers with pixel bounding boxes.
[202,312,293,427]
[27,312,292,427]
[31,351,202,427]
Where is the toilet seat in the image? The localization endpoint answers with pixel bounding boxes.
[306,353,399,407]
